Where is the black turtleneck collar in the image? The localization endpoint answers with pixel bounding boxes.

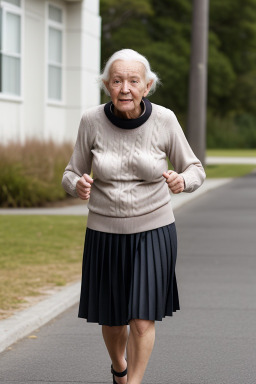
[104,98,152,129]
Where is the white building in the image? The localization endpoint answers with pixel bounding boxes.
[0,0,101,144]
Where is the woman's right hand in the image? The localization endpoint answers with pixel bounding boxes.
[76,174,93,200]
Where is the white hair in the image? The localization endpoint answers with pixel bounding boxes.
[99,49,160,96]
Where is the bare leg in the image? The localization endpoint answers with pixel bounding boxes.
[102,325,128,384]
[127,319,155,384]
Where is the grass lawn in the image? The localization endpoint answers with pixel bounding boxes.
[0,215,87,319]
[207,149,256,157]
[205,149,256,177]
[205,164,256,178]
[168,159,256,178]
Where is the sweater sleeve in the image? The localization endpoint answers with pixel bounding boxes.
[62,114,93,197]
[166,110,206,193]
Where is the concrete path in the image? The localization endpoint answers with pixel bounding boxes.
[206,156,256,165]
[0,172,256,383]
[0,179,231,215]
[0,202,89,216]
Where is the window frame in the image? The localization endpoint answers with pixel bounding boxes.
[46,2,65,106]
[0,0,23,102]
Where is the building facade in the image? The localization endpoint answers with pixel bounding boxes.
[0,0,101,143]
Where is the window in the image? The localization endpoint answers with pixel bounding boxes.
[0,0,22,97]
[47,4,63,101]
[4,0,21,6]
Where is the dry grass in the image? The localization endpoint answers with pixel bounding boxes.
[0,215,86,319]
[0,140,73,207]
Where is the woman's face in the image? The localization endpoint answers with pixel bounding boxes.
[104,60,153,119]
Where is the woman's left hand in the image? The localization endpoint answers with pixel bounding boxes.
[163,170,185,194]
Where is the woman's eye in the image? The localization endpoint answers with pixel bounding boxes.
[114,80,120,84]
[131,80,138,84]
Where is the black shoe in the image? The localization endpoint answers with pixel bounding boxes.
[111,364,127,384]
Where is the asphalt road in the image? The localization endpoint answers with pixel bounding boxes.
[0,173,256,384]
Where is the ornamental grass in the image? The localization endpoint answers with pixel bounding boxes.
[0,140,73,207]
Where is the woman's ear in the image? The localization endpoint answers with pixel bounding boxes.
[144,80,154,97]
[103,80,110,92]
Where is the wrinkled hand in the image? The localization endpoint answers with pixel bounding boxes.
[163,170,185,194]
[76,174,93,200]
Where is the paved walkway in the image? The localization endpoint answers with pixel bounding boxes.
[0,172,256,383]
[206,156,256,165]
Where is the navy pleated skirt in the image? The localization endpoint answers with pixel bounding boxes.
[78,223,180,326]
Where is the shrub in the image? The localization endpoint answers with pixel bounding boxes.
[0,141,73,207]
[207,112,256,149]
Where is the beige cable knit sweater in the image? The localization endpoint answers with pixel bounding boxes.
[62,101,206,234]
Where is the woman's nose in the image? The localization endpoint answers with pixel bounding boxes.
[121,80,130,93]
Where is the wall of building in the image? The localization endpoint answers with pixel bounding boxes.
[0,0,101,144]
[63,0,101,141]
[23,0,46,141]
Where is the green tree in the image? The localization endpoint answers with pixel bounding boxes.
[209,0,256,115]
[101,0,154,60]
[100,0,192,113]
[100,0,256,126]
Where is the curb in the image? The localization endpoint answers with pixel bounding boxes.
[0,282,80,354]
[0,178,232,353]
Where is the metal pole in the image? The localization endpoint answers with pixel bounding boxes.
[187,0,209,165]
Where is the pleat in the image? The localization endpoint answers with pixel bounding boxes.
[152,228,165,319]
[146,230,155,319]
[167,223,180,313]
[78,223,180,326]
[131,232,141,318]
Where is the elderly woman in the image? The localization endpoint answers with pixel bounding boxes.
[62,49,205,384]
